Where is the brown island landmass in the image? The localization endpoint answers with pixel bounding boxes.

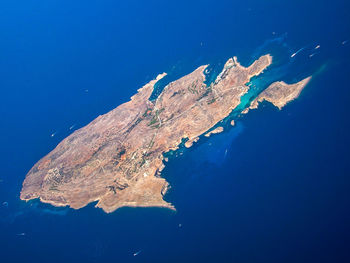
[20,54,311,213]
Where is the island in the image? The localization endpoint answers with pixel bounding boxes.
[249,77,312,110]
[20,54,311,213]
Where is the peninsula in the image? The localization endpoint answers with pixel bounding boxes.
[20,54,311,213]
[250,77,312,110]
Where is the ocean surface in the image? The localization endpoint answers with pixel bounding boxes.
[1,0,350,262]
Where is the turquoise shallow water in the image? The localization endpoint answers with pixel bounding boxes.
[1,0,350,262]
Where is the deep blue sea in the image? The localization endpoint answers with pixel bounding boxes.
[1,0,350,262]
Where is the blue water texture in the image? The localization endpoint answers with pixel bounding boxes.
[1,0,350,262]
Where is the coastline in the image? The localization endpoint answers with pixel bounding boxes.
[20,53,311,213]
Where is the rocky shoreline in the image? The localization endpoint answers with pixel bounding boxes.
[20,53,311,213]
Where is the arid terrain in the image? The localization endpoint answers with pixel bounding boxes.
[21,54,311,213]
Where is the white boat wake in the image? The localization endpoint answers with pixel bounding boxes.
[291,47,306,58]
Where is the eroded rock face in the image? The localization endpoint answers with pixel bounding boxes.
[21,54,310,213]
